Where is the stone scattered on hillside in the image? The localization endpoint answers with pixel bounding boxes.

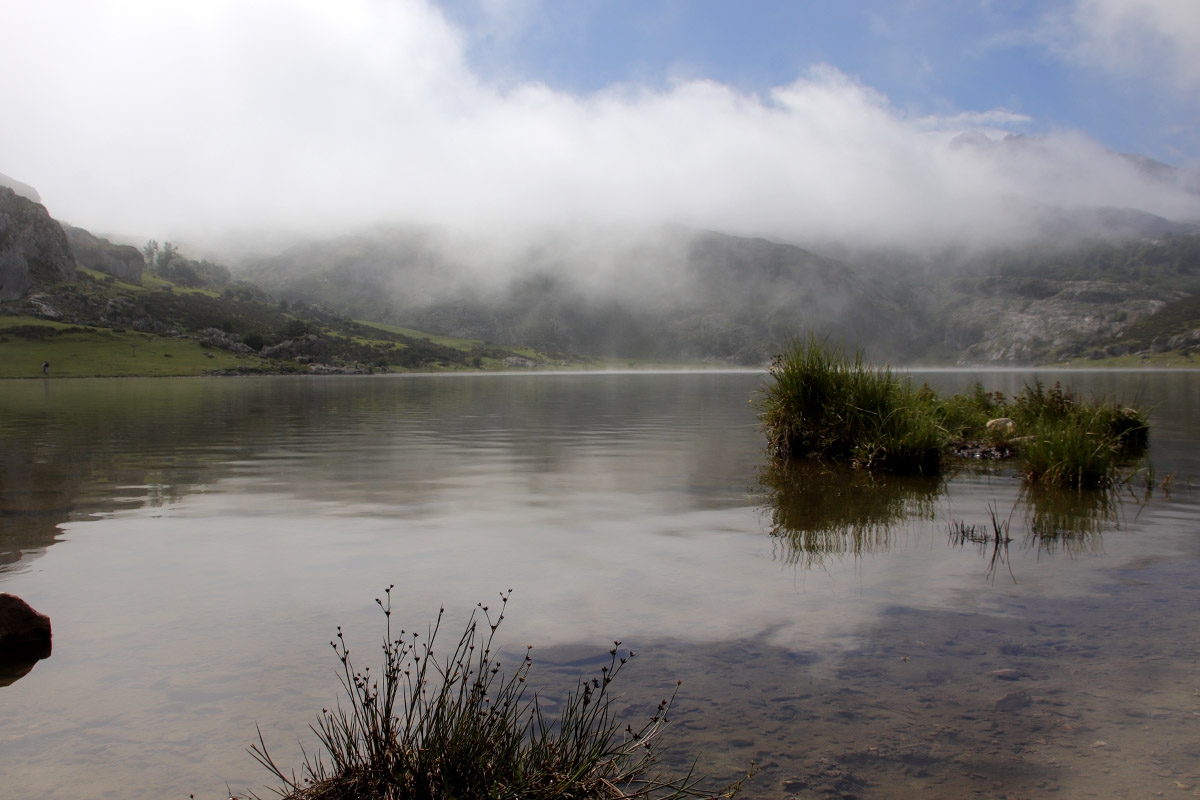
[309,362,371,374]
[64,225,144,284]
[199,328,256,354]
[261,334,331,363]
[0,187,76,302]
[1168,328,1200,350]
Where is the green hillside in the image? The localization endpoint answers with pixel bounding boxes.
[1,266,561,378]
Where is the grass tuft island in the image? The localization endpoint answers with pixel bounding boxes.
[758,337,1149,488]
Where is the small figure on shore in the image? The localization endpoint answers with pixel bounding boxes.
[41,361,49,375]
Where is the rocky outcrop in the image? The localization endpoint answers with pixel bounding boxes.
[63,225,144,284]
[0,594,51,647]
[0,187,76,302]
[260,334,331,363]
[935,277,1183,365]
[198,328,256,354]
[0,172,41,203]
[308,362,371,374]
[1168,328,1200,351]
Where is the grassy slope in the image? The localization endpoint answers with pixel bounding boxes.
[21,256,562,373]
[356,320,482,350]
[0,317,258,378]
[0,270,654,377]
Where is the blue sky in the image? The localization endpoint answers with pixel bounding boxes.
[3,0,1198,246]
[436,0,1196,163]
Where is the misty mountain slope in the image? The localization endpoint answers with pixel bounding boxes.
[675,232,921,353]
[1107,294,1200,351]
[808,223,1200,364]
[241,226,920,363]
[973,232,1200,294]
[239,218,1200,365]
[243,226,464,320]
[916,275,1183,363]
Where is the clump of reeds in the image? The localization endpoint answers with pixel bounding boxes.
[758,336,944,473]
[1011,380,1148,488]
[758,339,1150,488]
[250,588,748,800]
[947,504,1013,581]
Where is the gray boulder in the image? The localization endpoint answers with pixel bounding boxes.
[0,186,76,301]
[64,225,144,284]
[199,327,255,354]
[0,593,51,647]
[260,334,330,362]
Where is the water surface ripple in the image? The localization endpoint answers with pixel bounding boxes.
[0,370,1197,799]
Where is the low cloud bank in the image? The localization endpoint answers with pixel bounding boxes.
[1,0,1197,255]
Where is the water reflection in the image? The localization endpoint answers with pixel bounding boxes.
[0,639,51,687]
[1019,484,1121,554]
[946,505,1013,581]
[0,379,237,572]
[760,457,1155,573]
[757,459,942,567]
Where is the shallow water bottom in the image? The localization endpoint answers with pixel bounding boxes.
[638,548,1200,799]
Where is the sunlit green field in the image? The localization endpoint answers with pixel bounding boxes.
[0,318,261,378]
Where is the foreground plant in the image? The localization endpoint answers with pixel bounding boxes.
[250,589,748,800]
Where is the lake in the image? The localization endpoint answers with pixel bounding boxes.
[1,370,1198,799]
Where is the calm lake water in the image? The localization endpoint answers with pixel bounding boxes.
[1,370,1198,799]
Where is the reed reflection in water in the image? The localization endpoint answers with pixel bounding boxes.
[759,456,1162,573]
[757,459,942,567]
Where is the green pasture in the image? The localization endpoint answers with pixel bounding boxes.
[0,318,259,378]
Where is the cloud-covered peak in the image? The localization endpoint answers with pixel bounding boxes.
[2,0,1196,252]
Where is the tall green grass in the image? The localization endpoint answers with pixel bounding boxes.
[1011,380,1148,488]
[758,336,944,473]
[250,589,748,800]
[759,339,1149,488]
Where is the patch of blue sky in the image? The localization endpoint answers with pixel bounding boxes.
[434,0,1197,164]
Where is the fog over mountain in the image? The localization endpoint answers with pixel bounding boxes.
[5,2,1200,366]
[3,1,1199,261]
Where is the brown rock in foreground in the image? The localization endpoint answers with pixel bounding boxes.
[0,593,52,646]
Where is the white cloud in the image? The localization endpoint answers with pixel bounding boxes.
[1,0,1196,252]
[1066,0,1200,93]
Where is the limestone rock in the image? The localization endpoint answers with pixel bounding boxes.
[64,225,144,284]
[985,418,1016,435]
[0,186,76,301]
[260,334,330,362]
[199,327,255,354]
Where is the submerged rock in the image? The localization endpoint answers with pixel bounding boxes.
[994,690,1032,713]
